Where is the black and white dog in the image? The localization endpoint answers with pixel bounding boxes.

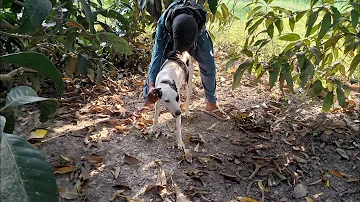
[150,52,193,150]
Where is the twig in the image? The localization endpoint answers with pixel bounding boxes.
[0,67,37,82]
[0,31,48,40]
[249,163,261,180]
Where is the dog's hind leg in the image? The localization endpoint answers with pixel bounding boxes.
[185,59,194,117]
[176,116,185,150]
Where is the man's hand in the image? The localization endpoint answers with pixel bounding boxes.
[147,82,158,103]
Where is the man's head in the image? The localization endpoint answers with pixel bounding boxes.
[171,13,198,52]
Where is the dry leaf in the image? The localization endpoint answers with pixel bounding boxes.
[286,134,296,141]
[336,148,350,160]
[28,129,48,140]
[59,155,73,163]
[293,183,307,198]
[58,187,79,199]
[232,139,242,145]
[194,143,200,152]
[235,197,258,202]
[324,130,333,135]
[347,178,359,183]
[156,164,167,186]
[109,190,125,201]
[183,134,192,145]
[174,183,190,202]
[87,155,104,167]
[115,125,130,132]
[305,197,314,202]
[53,166,75,174]
[81,166,91,181]
[330,169,350,178]
[124,153,140,165]
[111,167,121,179]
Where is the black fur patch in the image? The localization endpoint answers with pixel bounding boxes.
[161,80,178,93]
[155,88,162,98]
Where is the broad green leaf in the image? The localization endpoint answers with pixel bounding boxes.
[336,86,347,108]
[0,133,58,202]
[0,115,5,132]
[351,10,359,29]
[97,32,133,55]
[225,56,240,71]
[232,60,253,89]
[279,33,300,41]
[331,6,341,21]
[296,52,305,68]
[306,11,319,37]
[324,35,341,50]
[1,87,58,122]
[39,100,59,122]
[220,3,230,20]
[318,12,331,39]
[269,62,280,89]
[247,6,262,18]
[264,0,273,4]
[283,65,294,89]
[313,79,323,95]
[241,49,253,57]
[309,46,320,65]
[300,59,314,88]
[267,23,274,38]
[349,52,360,77]
[323,0,334,5]
[254,39,268,46]
[289,16,295,32]
[0,52,65,95]
[79,0,95,33]
[283,42,297,53]
[274,18,284,35]
[296,11,307,22]
[322,91,334,112]
[0,109,15,134]
[311,0,319,8]
[208,0,218,14]
[248,18,264,35]
[258,39,270,50]
[98,10,128,25]
[19,0,52,33]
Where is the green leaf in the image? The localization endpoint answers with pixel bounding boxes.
[39,100,59,122]
[279,33,300,41]
[274,18,284,35]
[309,46,320,65]
[296,52,305,68]
[313,79,323,95]
[322,91,334,112]
[232,60,253,89]
[283,66,293,89]
[269,62,281,89]
[331,6,341,21]
[351,10,359,29]
[97,32,133,55]
[289,16,295,32]
[0,109,15,134]
[77,54,90,76]
[248,18,264,35]
[306,11,318,37]
[267,23,274,38]
[208,0,218,14]
[264,0,273,4]
[79,0,95,33]
[220,3,230,20]
[296,11,307,22]
[1,87,58,120]
[247,6,262,18]
[310,0,319,8]
[0,52,65,95]
[324,35,342,50]
[318,12,331,39]
[0,115,5,133]
[19,0,52,33]
[241,49,253,57]
[336,86,347,108]
[349,52,360,77]
[0,133,58,202]
[300,59,315,88]
[225,56,240,71]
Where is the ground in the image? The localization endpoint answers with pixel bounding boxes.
[13,50,360,202]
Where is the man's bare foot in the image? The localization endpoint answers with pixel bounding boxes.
[203,102,230,120]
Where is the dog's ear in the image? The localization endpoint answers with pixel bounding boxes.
[171,80,178,92]
[155,88,162,98]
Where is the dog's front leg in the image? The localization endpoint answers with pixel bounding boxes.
[176,116,185,150]
[185,60,193,117]
[150,101,161,135]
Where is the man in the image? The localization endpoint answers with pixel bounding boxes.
[142,0,229,120]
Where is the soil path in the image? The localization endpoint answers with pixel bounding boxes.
[15,52,360,202]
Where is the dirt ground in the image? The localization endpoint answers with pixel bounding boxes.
[13,51,360,202]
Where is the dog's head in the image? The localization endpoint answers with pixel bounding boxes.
[155,80,181,117]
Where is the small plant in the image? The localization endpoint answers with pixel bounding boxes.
[227,0,359,112]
